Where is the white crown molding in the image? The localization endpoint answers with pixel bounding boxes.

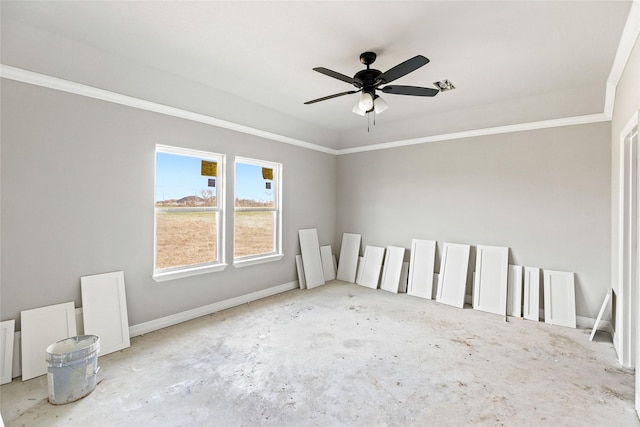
[3,0,638,161]
[605,0,640,119]
[337,113,610,155]
[0,64,339,156]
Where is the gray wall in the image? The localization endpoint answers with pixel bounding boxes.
[336,122,611,319]
[1,80,337,327]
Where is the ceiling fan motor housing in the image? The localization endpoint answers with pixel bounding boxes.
[354,69,382,95]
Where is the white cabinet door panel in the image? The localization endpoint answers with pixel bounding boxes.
[380,246,405,293]
[357,246,386,289]
[523,267,540,321]
[543,270,576,328]
[298,228,325,289]
[436,243,470,308]
[473,245,509,316]
[336,233,361,283]
[407,239,436,299]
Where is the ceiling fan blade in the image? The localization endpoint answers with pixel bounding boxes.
[377,55,430,84]
[381,85,439,97]
[304,90,359,105]
[313,67,362,86]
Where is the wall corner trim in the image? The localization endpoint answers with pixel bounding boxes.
[128,281,299,337]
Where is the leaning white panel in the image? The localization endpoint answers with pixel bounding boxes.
[407,239,437,299]
[380,246,405,293]
[399,262,409,293]
[507,265,523,317]
[336,233,361,283]
[436,243,470,308]
[523,267,540,321]
[1,320,15,384]
[590,291,611,341]
[81,271,131,356]
[357,246,386,289]
[543,270,576,328]
[295,255,306,289]
[355,256,364,283]
[298,228,325,289]
[21,302,77,381]
[320,245,336,281]
[473,245,509,316]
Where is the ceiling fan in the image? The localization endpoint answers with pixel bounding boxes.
[304,51,439,116]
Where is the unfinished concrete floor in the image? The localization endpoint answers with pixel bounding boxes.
[1,281,637,426]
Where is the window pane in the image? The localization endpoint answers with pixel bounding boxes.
[235,163,274,208]
[155,210,217,269]
[234,211,274,257]
[156,152,217,207]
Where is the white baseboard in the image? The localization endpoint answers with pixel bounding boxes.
[9,281,299,379]
[128,281,299,337]
[463,294,607,330]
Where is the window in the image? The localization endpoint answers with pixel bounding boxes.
[153,145,226,281]
[234,157,282,266]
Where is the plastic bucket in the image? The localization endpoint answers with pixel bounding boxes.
[46,335,100,405]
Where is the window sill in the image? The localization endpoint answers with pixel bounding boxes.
[152,263,228,282]
[233,254,284,268]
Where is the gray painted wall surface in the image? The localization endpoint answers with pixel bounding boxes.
[336,123,611,319]
[1,80,337,327]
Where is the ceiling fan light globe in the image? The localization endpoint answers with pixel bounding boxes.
[358,92,374,111]
[352,103,367,116]
[374,96,388,114]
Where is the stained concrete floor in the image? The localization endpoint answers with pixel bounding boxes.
[1,281,638,426]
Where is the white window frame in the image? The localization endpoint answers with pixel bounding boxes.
[153,145,227,282]
[233,156,283,268]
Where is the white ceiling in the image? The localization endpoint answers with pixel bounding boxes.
[0,1,633,149]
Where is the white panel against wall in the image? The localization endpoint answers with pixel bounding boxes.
[523,267,540,321]
[12,332,21,379]
[357,246,386,289]
[355,256,364,284]
[590,291,611,341]
[320,245,336,281]
[407,239,437,300]
[298,228,325,289]
[81,271,131,356]
[380,246,406,293]
[336,233,361,283]
[436,243,470,308]
[543,270,577,328]
[21,302,77,381]
[295,255,306,289]
[507,265,524,317]
[473,245,509,316]
[1,320,15,384]
[399,262,409,293]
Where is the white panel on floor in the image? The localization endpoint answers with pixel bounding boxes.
[336,233,361,283]
[407,239,437,299]
[357,246,385,289]
[399,262,409,293]
[543,270,577,328]
[298,228,325,289]
[81,271,131,356]
[21,302,77,381]
[523,267,540,321]
[320,245,336,281]
[1,320,15,384]
[355,256,364,283]
[296,255,306,289]
[473,245,509,316]
[436,243,470,308]
[507,265,523,317]
[590,291,611,341]
[380,246,405,293]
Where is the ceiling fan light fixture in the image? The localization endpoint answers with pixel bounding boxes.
[433,79,455,91]
[358,92,374,111]
[374,95,388,114]
[352,102,367,116]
